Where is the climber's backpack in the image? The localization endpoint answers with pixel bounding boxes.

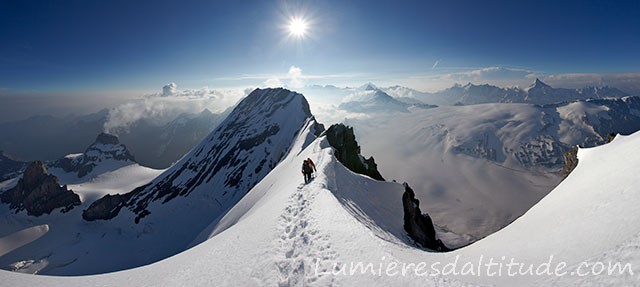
[302,160,312,173]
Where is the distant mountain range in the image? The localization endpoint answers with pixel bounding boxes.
[0,151,27,182]
[113,108,231,168]
[383,78,629,106]
[0,108,229,169]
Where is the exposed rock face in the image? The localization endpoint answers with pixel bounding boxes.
[401,183,449,251]
[312,120,325,137]
[562,147,579,176]
[0,161,80,216]
[324,124,384,181]
[95,132,120,145]
[53,132,136,178]
[82,192,134,221]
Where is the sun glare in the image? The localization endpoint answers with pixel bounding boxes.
[288,18,308,37]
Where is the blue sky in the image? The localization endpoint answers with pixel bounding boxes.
[1,0,640,94]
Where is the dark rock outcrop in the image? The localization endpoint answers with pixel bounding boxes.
[605,132,617,144]
[82,192,134,221]
[401,183,449,251]
[95,132,120,145]
[324,124,384,181]
[0,161,80,216]
[312,120,325,137]
[562,146,579,176]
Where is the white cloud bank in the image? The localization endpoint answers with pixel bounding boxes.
[162,82,178,97]
[103,83,248,134]
[262,65,306,89]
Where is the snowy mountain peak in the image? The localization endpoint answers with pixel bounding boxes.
[83,87,314,229]
[94,132,120,145]
[51,133,136,178]
[339,89,412,113]
[361,82,379,91]
[84,133,135,162]
[200,108,214,117]
[527,78,552,91]
[372,89,392,99]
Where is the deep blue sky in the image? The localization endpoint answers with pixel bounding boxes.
[1,0,639,93]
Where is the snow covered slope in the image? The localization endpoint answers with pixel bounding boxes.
[3,121,639,286]
[449,131,640,286]
[0,163,163,275]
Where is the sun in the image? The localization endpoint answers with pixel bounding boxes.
[288,17,308,37]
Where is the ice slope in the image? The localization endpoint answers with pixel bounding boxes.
[2,118,640,286]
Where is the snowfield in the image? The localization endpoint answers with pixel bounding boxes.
[2,121,640,285]
[0,162,164,275]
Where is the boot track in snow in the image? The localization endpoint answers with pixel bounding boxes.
[275,180,339,287]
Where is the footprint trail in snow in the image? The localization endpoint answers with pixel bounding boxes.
[275,180,339,287]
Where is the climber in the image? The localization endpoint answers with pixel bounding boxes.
[302,159,315,184]
[306,157,316,172]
